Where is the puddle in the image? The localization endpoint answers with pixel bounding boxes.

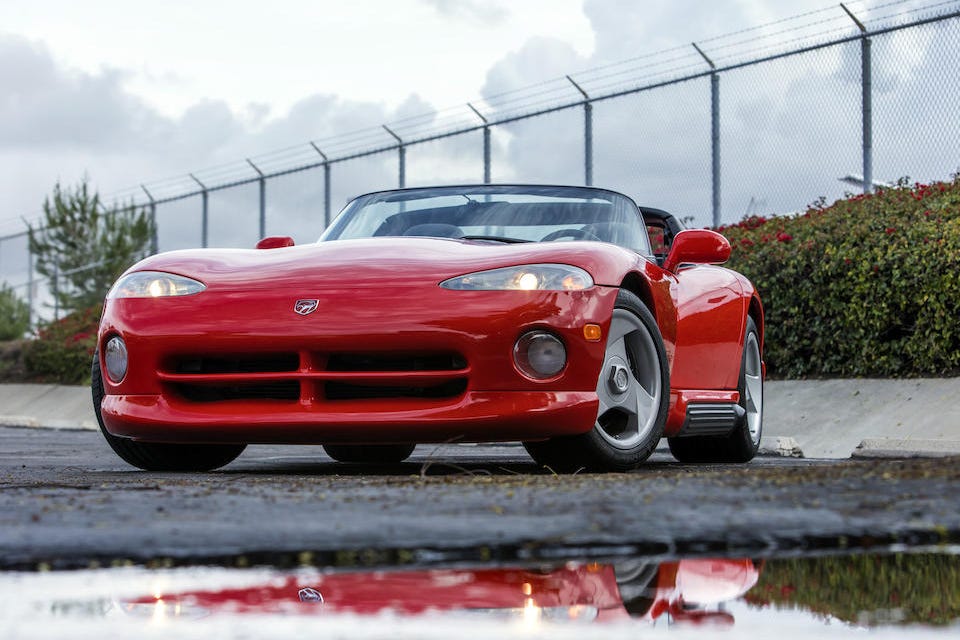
[2,550,958,638]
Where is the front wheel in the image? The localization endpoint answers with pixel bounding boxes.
[92,355,246,471]
[524,290,669,472]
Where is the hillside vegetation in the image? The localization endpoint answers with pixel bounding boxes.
[721,176,960,378]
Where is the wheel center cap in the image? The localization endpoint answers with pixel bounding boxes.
[608,364,630,394]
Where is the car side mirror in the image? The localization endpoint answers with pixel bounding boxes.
[256,236,295,249]
[662,229,731,273]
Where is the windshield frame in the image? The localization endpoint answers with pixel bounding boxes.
[320,184,653,256]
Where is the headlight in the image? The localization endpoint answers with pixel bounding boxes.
[107,271,206,299]
[439,264,593,291]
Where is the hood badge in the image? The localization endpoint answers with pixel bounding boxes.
[294,299,319,316]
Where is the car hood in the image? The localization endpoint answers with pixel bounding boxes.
[126,237,642,291]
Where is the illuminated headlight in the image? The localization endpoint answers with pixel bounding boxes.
[107,271,206,299]
[104,336,128,383]
[514,331,567,379]
[440,264,593,291]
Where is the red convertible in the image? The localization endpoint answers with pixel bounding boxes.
[92,185,764,471]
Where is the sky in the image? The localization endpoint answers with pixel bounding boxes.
[1,0,958,258]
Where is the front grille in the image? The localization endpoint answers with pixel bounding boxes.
[174,353,299,374]
[160,350,469,404]
[327,353,466,372]
[172,381,300,402]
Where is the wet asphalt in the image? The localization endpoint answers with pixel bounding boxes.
[1,426,959,570]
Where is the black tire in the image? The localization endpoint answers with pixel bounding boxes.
[322,443,416,464]
[92,355,246,471]
[614,560,659,617]
[523,289,669,472]
[668,316,763,463]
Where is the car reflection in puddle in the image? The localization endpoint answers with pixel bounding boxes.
[10,551,960,637]
[118,558,758,627]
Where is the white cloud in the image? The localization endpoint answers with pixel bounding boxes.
[419,0,508,24]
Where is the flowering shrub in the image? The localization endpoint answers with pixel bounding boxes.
[720,176,960,378]
[0,284,30,340]
[22,304,101,384]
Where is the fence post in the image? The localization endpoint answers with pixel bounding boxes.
[566,76,593,186]
[467,103,491,183]
[26,243,34,330]
[693,43,720,227]
[247,159,267,239]
[862,36,873,193]
[52,258,59,322]
[140,185,159,254]
[310,143,332,228]
[841,4,872,193]
[383,125,405,188]
[189,174,209,248]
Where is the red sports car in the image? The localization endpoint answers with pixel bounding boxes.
[92,185,764,471]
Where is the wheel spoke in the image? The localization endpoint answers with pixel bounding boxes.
[607,314,636,344]
[745,374,761,410]
[606,335,629,363]
[628,375,657,421]
[595,383,615,417]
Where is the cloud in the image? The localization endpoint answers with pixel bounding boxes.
[419,0,507,25]
[0,34,160,150]
[0,32,411,243]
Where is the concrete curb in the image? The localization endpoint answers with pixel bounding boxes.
[852,438,960,459]
[2,378,959,459]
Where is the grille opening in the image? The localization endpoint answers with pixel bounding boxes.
[325,379,467,400]
[326,353,467,372]
[174,353,299,375]
[172,381,300,403]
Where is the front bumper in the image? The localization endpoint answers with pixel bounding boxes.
[97,284,618,444]
[101,391,598,444]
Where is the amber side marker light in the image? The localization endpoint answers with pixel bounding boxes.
[583,324,603,342]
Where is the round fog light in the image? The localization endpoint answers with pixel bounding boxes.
[514,331,567,379]
[104,336,128,382]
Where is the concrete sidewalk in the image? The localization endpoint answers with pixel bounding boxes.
[1,378,959,459]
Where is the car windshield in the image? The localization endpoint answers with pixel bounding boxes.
[320,185,652,255]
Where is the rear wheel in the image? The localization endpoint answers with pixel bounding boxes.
[92,355,245,471]
[322,444,416,464]
[668,316,763,462]
[524,290,669,472]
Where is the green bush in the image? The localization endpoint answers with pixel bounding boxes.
[746,553,960,626]
[22,305,101,385]
[0,283,30,340]
[720,176,960,378]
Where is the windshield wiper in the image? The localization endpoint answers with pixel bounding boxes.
[460,235,532,244]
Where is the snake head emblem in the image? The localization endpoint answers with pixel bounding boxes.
[294,299,319,315]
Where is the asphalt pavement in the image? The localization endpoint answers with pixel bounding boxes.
[2,426,958,571]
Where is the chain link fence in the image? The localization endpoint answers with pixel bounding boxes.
[3,3,959,327]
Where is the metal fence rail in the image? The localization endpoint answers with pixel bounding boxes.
[3,2,960,327]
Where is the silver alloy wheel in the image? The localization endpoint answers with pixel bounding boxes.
[743,330,763,445]
[594,308,663,450]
